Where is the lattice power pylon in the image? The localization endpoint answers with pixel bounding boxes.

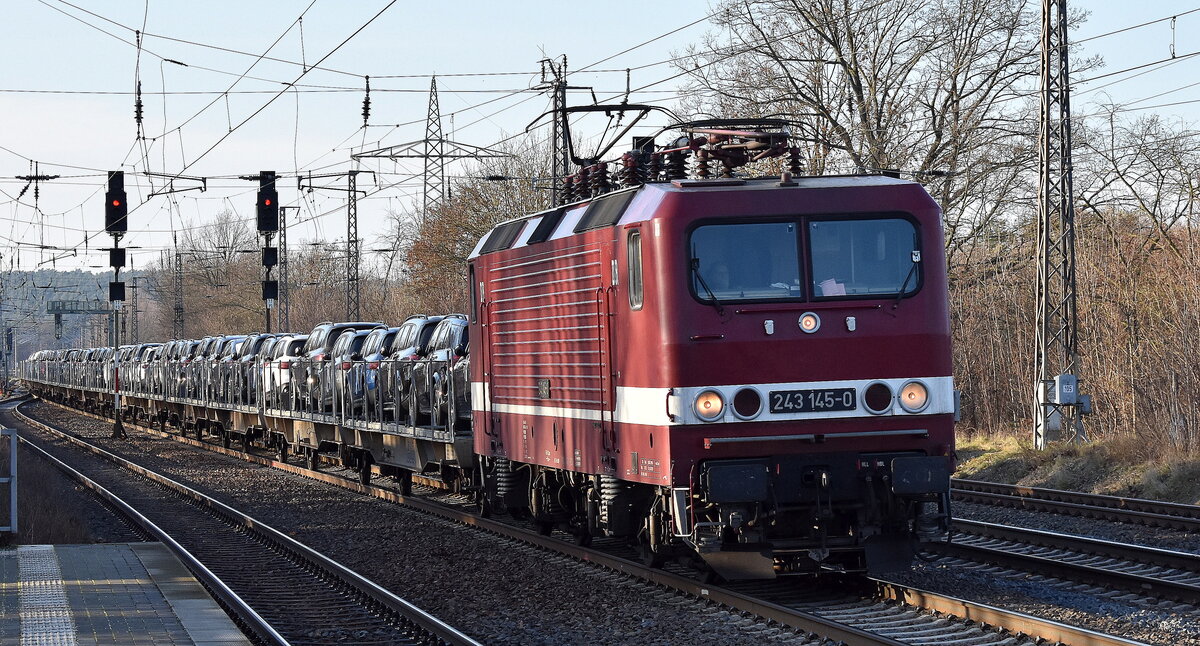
[298,171,368,321]
[423,77,446,217]
[353,78,508,223]
[172,248,184,339]
[1035,0,1090,449]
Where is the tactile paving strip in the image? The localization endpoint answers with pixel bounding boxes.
[18,545,77,646]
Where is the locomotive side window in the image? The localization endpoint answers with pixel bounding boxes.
[808,218,919,298]
[469,266,478,322]
[690,222,801,301]
[627,231,643,310]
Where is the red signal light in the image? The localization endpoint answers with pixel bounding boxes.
[264,198,272,206]
[111,199,122,207]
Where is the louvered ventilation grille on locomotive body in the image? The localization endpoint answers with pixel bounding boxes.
[485,242,606,410]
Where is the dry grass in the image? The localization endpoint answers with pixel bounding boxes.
[956,430,1200,504]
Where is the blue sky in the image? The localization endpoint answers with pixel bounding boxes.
[1,1,1197,275]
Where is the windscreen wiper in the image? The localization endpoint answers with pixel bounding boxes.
[691,258,725,316]
[892,250,921,310]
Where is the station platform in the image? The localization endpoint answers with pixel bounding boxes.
[1,542,250,645]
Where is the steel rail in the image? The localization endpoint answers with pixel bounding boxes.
[25,396,1154,646]
[955,518,1200,573]
[952,478,1200,531]
[12,400,481,646]
[870,581,1153,646]
[8,409,290,645]
[930,524,1200,604]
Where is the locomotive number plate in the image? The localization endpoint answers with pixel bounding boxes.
[768,388,856,413]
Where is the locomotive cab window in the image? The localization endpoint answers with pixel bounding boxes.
[809,218,920,298]
[627,230,643,310]
[690,222,801,302]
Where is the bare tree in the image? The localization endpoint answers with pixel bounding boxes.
[395,140,551,315]
[678,0,1040,262]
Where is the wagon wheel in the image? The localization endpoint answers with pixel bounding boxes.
[357,453,372,486]
[306,448,320,471]
[275,436,288,463]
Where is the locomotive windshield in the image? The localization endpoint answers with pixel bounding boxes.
[691,222,802,300]
[690,216,920,302]
[809,218,919,298]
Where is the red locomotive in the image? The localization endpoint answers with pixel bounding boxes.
[469,120,955,579]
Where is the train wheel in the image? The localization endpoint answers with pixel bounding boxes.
[275,437,288,463]
[221,431,231,449]
[306,448,320,471]
[639,513,669,568]
[476,490,493,518]
[396,469,412,496]
[241,431,251,452]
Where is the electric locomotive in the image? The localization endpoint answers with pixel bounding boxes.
[470,120,956,579]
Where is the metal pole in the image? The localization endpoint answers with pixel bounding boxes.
[263,231,273,334]
[1035,0,1087,448]
[280,206,290,331]
[7,429,15,534]
[346,172,360,320]
[130,276,139,344]
[173,249,185,338]
[112,297,124,438]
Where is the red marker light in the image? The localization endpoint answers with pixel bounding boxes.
[264,198,272,206]
[111,199,122,207]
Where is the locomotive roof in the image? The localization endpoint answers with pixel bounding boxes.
[468,174,924,260]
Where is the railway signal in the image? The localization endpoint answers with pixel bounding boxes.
[105,171,128,234]
[104,170,128,439]
[256,171,279,232]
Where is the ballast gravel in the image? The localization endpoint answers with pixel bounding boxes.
[20,400,1200,645]
[16,401,820,646]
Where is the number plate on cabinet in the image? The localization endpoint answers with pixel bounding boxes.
[768,388,856,413]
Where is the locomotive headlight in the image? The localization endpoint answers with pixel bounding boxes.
[798,312,821,333]
[694,390,725,421]
[899,380,929,413]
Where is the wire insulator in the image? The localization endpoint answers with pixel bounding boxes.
[574,168,589,201]
[696,150,710,179]
[591,163,612,195]
[620,153,642,187]
[788,147,803,175]
[666,150,687,180]
[647,153,663,183]
[721,150,746,178]
[361,76,371,126]
[134,81,144,127]
[561,176,575,204]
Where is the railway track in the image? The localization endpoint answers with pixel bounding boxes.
[952,478,1200,532]
[4,399,480,646]
[937,519,1200,604]
[18,396,1155,646]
